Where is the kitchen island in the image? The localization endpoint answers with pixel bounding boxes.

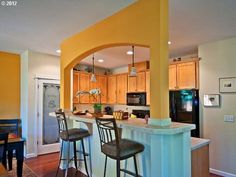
[51,112,209,177]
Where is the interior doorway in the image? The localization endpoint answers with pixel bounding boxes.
[37,78,60,155]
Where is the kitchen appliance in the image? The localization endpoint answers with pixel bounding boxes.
[169,89,199,137]
[127,92,146,106]
[132,109,150,118]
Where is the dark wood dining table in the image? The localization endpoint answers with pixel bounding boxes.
[1,138,24,177]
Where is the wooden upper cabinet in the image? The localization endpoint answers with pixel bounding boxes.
[137,71,146,92]
[169,60,199,90]
[145,71,150,105]
[128,61,149,72]
[107,75,117,104]
[177,62,196,89]
[128,76,137,92]
[98,75,107,104]
[128,71,146,92]
[73,72,79,103]
[89,74,99,103]
[169,65,177,90]
[79,73,90,103]
[116,74,128,104]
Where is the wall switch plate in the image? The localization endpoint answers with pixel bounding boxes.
[224,115,235,122]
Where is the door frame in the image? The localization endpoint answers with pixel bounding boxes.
[34,74,60,156]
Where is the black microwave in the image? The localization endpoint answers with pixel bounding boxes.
[127,92,146,106]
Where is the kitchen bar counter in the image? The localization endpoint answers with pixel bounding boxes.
[50,112,206,177]
[62,112,195,134]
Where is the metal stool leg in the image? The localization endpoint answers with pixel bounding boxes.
[56,140,64,177]
[65,142,70,177]
[73,141,78,170]
[88,137,93,176]
[103,155,107,177]
[133,156,138,177]
[117,160,120,177]
[81,139,90,177]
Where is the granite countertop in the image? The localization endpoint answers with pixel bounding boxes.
[50,112,210,150]
[52,112,195,135]
[191,137,210,150]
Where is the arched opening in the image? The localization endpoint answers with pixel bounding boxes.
[64,44,150,114]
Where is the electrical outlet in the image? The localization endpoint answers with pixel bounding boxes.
[224,115,235,122]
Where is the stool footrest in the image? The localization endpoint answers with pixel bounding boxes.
[120,169,142,177]
[76,150,89,156]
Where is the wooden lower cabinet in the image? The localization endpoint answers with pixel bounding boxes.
[191,145,210,177]
[116,74,128,104]
[107,75,117,104]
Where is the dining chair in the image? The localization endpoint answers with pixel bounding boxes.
[0,132,9,169]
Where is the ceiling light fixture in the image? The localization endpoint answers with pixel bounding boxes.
[56,49,61,53]
[98,59,104,63]
[168,41,172,45]
[129,46,137,77]
[127,50,133,55]
[90,54,97,82]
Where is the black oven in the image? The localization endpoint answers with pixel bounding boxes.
[127,92,146,106]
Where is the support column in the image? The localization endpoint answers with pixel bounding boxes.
[149,0,171,126]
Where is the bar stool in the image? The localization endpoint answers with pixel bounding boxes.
[95,118,144,177]
[55,109,91,177]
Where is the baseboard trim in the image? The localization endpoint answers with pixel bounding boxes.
[210,168,236,177]
[25,153,37,159]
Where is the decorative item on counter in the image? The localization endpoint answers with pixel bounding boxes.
[130,114,137,119]
[113,111,129,120]
[144,114,150,124]
[76,88,103,117]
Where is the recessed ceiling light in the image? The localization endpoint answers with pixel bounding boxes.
[127,50,133,55]
[56,49,61,53]
[168,41,172,45]
[98,59,104,63]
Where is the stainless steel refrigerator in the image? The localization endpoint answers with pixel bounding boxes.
[169,89,199,137]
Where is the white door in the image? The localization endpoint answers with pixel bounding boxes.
[37,79,60,155]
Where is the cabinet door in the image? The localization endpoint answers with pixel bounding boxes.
[98,75,107,104]
[191,145,210,177]
[89,74,98,103]
[128,76,137,92]
[137,71,146,92]
[73,72,79,103]
[146,71,150,105]
[169,65,177,90]
[107,75,117,104]
[177,62,196,89]
[117,74,128,104]
[79,73,90,103]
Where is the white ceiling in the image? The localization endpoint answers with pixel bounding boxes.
[80,46,150,69]
[1,0,236,67]
[0,0,135,55]
[169,0,236,58]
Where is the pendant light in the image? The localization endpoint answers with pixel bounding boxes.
[129,46,137,77]
[90,54,97,82]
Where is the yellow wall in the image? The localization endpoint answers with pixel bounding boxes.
[0,51,20,118]
[60,0,169,119]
